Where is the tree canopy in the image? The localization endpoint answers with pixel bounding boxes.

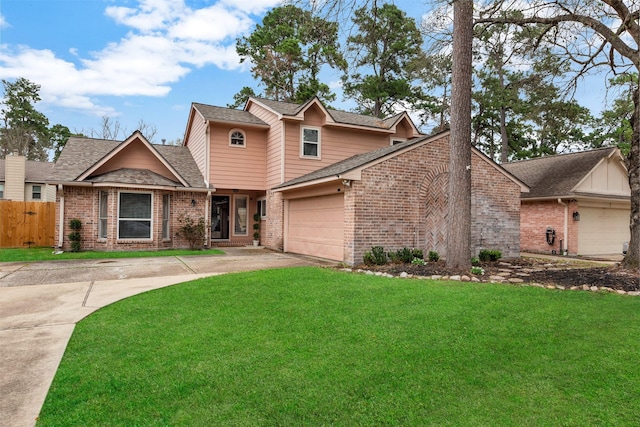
[235,5,346,105]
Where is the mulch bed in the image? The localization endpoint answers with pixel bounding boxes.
[357,257,640,292]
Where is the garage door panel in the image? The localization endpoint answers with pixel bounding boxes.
[579,207,629,255]
[287,194,344,261]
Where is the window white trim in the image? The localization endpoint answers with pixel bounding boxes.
[391,137,406,145]
[162,194,170,240]
[229,129,246,148]
[31,184,42,200]
[98,191,108,239]
[117,191,153,240]
[257,197,267,219]
[300,126,321,159]
[232,194,249,236]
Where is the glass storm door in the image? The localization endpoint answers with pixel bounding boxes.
[211,196,230,239]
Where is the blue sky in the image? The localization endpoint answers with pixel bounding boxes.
[0,0,608,147]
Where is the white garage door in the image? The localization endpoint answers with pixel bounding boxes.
[579,207,629,255]
[287,194,344,261]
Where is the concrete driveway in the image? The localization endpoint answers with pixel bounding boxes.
[0,247,336,427]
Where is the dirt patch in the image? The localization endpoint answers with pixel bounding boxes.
[358,257,640,292]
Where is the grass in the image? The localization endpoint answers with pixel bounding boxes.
[38,268,640,426]
[0,247,224,262]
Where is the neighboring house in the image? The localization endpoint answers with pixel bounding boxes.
[503,147,630,256]
[51,96,528,264]
[0,154,55,201]
[48,131,211,251]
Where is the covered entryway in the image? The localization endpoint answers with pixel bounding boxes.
[578,206,630,255]
[286,193,344,261]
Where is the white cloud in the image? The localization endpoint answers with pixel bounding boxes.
[0,0,278,117]
[0,14,8,29]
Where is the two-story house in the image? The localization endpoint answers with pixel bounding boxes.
[49,96,528,265]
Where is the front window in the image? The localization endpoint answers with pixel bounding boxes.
[99,191,108,239]
[301,127,320,158]
[32,185,41,200]
[229,129,246,147]
[118,192,152,239]
[0,184,4,199]
[234,195,248,235]
[162,194,170,240]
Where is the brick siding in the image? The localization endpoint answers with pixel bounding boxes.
[520,200,579,255]
[56,186,208,251]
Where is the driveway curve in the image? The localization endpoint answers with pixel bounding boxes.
[0,247,336,427]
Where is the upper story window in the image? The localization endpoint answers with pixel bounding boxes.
[229,129,246,147]
[391,138,406,145]
[301,126,321,159]
[0,184,4,199]
[32,185,42,200]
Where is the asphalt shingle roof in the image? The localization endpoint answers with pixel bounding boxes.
[502,147,618,199]
[49,136,207,189]
[192,103,268,127]
[250,97,405,130]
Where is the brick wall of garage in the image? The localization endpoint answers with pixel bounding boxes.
[346,136,523,265]
[519,200,579,255]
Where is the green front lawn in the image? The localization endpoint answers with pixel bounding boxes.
[0,247,224,262]
[38,268,640,426]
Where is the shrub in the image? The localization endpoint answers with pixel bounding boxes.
[176,216,206,250]
[411,249,424,260]
[428,250,440,262]
[471,257,480,266]
[389,247,414,264]
[411,257,426,266]
[252,213,261,242]
[478,249,502,262]
[363,246,387,265]
[68,219,82,252]
[471,266,485,275]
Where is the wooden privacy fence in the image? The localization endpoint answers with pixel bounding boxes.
[0,200,56,248]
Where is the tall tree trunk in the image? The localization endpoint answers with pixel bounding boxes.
[623,87,640,269]
[446,0,473,269]
[499,106,509,163]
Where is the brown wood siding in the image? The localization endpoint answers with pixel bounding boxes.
[0,200,55,248]
[185,112,207,179]
[92,140,176,181]
[209,126,267,189]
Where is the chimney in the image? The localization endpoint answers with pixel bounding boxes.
[5,154,26,201]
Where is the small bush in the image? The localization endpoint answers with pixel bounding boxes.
[471,257,480,266]
[363,246,387,265]
[428,251,440,262]
[68,219,82,252]
[411,249,424,260]
[411,257,426,266]
[176,216,206,250]
[478,249,502,262]
[471,266,485,275]
[389,247,414,264]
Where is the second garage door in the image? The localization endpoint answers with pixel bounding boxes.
[287,193,344,261]
[578,206,629,255]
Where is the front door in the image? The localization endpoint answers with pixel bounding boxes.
[211,196,230,240]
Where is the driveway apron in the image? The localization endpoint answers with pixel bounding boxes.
[0,248,335,427]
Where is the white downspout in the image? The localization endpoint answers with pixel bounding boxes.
[558,198,568,255]
[204,190,212,247]
[57,184,64,248]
